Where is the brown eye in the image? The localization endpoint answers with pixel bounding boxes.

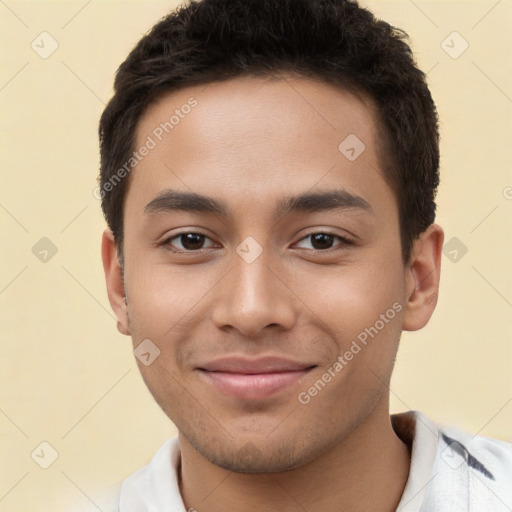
[295,233,352,251]
[310,233,335,250]
[179,233,206,250]
[163,232,215,251]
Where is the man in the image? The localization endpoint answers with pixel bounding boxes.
[97,0,512,510]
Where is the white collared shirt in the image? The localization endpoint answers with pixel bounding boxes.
[88,410,512,511]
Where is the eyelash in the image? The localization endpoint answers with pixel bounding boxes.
[159,231,354,254]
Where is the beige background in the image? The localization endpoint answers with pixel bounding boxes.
[0,0,511,510]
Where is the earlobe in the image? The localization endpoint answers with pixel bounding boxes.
[117,320,130,336]
[101,229,131,336]
[402,223,444,332]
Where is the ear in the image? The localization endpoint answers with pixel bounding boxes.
[101,229,131,336]
[402,223,444,331]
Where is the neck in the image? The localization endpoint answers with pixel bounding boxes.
[177,400,411,512]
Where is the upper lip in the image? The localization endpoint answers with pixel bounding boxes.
[198,356,316,374]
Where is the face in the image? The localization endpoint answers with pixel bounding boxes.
[103,74,441,473]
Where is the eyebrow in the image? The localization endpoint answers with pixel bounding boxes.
[144,188,374,217]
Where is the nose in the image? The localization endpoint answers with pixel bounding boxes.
[211,248,297,338]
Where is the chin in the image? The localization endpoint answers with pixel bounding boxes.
[186,429,328,474]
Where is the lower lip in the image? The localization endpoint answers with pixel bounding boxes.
[198,369,313,400]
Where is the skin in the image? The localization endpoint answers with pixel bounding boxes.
[102,74,444,512]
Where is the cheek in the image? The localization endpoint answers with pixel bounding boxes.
[293,255,404,341]
[123,257,226,355]
[294,261,404,416]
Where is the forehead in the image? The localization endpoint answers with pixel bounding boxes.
[128,74,394,220]
[135,73,378,152]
